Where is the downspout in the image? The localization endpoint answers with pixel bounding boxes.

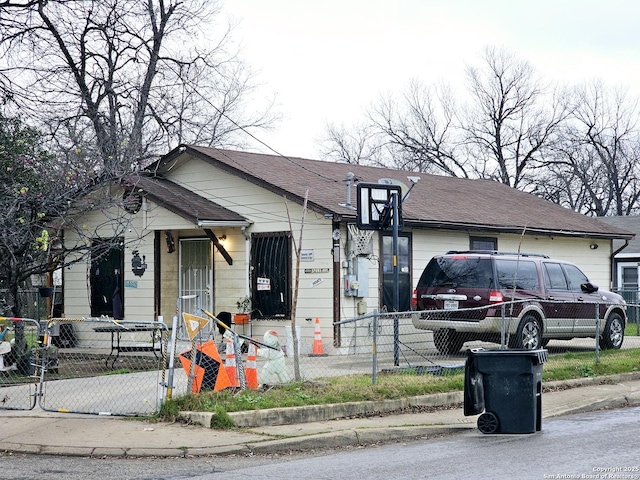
[611,239,630,290]
[332,220,341,347]
[154,231,161,320]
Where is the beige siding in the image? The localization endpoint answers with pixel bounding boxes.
[61,158,616,354]
[410,230,613,290]
[167,158,339,349]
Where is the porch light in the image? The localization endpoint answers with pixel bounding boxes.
[131,250,147,277]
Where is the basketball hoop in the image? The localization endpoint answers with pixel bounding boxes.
[347,223,374,256]
[356,182,403,231]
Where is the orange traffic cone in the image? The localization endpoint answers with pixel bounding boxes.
[224,338,238,387]
[309,317,327,356]
[244,340,259,390]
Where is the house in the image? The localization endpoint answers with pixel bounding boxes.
[598,216,640,302]
[61,145,634,354]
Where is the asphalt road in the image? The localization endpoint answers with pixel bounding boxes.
[2,405,639,480]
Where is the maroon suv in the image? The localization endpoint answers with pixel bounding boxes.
[412,251,627,354]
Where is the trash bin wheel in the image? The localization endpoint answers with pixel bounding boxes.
[477,412,499,434]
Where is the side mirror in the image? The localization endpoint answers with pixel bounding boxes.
[581,282,599,294]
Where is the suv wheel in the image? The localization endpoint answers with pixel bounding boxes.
[433,328,464,355]
[511,314,542,350]
[599,312,624,350]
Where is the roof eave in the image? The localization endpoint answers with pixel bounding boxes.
[402,220,634,240]
[197,220,252,228]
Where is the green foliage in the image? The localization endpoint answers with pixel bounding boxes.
[543,348,640,381]
[0,112,59,309]
[159,348,640,428]
[210,406,235,429]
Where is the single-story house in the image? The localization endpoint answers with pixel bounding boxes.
[598,215,640,303]
[60,145,634,354]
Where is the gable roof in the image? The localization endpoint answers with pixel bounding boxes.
[598,216,640,254]
[150,145,634,240]
[125,173,248,226]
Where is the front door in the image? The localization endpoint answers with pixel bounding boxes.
[90,238,124,318]
[179,239,213,336]
[381,234,412,312]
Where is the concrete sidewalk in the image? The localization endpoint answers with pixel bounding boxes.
[1,373,639,458]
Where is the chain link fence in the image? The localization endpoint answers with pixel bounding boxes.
[1,318,173,416]
[279,299,639,384]
[2,299,639,415]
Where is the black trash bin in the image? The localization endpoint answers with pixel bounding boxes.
[464,347,547,434]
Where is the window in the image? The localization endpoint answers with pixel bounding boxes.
[418,257,493,289]
[470,236,497,251]
[250,232,291,319]
[563,264,589,292]
[543,263,568,290]
[495,260,539,290]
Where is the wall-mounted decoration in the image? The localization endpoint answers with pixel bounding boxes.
[123,189,143,214]
[165,230,175,253]
[131,250,147,277]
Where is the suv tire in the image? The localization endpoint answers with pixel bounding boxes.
[599,312,625,350]
[511,314,542,350]
[433,328,465,355]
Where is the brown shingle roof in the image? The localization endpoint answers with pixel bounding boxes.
[151,145,634,240]
[125,174,247,225]
[598,216,640,253]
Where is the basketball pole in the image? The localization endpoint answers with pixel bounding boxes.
[392,191,400,366]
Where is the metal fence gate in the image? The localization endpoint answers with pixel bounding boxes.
[0,317,174,416]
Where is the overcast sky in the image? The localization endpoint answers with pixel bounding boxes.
[222,0,640,159]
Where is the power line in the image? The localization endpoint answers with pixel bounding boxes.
[193,89,342,185]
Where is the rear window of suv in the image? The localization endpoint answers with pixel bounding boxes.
[417,257,493,288]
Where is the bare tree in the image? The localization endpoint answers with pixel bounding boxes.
[322,48,567,185]
[321,80,466,176]
[321,45,640,217]
[0,0,277,175]
[319,122,383,165]
[549,81,640,216]
[461,46,569,189]
[368,80,468,176]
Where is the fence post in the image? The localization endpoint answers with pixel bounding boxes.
[500,303,507,349]
[595,303,600,364]
[372,310,378,385]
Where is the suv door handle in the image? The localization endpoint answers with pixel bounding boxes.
[577,297,584,301]
[547,296,554,300]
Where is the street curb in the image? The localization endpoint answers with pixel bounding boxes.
[180,391,464,428]
[180,372,640,429]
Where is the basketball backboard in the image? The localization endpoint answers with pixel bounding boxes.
[356,182,403,231]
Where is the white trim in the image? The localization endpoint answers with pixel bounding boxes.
[616,261,640,291]
[196,220,251,228]
[613,252,640,259]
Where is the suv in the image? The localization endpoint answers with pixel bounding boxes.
[412,251,626,354]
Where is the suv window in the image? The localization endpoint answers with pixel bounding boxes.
[563,264,589,292]
[417,257,493,288]
[543,262,568,290]
[495,259,539,290]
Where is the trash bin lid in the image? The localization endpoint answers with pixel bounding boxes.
[469,348,548,365]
